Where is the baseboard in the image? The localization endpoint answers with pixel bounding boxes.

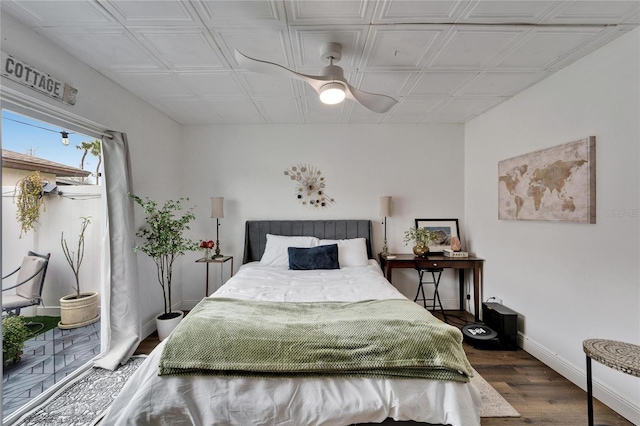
[36,306,61,316]
[409,297,468,312]
[141,318,156,340]
[519,333,640,424]
[140,303,186,340]
[36,306,102,322]
[182,300,201,311]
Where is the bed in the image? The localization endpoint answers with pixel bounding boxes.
[101,220,480,425]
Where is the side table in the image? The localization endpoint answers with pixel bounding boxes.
[196,256,234,297]
[583,338,640,426]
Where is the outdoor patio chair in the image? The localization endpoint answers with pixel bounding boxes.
[2,251,50,316]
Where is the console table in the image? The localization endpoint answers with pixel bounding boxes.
[379,254,485,321]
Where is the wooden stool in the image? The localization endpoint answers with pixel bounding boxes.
[582,339,640,426]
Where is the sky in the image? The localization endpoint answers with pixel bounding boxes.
[1,110,100,173]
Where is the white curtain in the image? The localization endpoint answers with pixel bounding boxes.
[93,131,141,370]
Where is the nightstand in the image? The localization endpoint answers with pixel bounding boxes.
[195,256,234,297]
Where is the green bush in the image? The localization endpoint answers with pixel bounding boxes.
[3,316,30,366]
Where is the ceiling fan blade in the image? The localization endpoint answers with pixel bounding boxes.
[236,49,397,113]
[344,84,398,113]
[235,49,328,90]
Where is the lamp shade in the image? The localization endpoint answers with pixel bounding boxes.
[210,197,224,219]
[380,196,392,217]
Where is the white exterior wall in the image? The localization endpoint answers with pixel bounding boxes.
[2,185,102,316]
[464,28,640,422]
[2,170,57,187]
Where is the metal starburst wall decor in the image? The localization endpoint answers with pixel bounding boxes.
[284,164,335,208]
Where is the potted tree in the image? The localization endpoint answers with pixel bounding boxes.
[59,216,100,329]
[130,194,198,340]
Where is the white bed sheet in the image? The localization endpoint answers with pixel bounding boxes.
[101,261,481,426]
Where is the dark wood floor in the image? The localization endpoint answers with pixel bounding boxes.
[134,310,632,426]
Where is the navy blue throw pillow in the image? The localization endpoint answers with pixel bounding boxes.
[288,244,339,270]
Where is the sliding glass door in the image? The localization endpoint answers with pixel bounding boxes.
[1,109,105,418]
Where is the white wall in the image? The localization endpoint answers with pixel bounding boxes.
[464,28,640,422]
[1,13,183,332]
[178,124,466,309]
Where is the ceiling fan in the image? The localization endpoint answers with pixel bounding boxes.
[235,42,398,113]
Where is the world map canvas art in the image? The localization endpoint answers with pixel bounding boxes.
[498,137,596,223]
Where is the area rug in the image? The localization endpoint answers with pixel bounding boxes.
[12,356,146,426]
[11,358,518,423]
[471,368,521,418]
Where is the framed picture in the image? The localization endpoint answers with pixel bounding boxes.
[415,218,460,254]
[498,136,595,223]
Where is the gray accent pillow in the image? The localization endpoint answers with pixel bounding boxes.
[288,244,339,270]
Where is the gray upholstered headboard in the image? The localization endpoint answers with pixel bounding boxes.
[243,220,373,264]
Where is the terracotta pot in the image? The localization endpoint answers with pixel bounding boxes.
[59,291,100,329]
[156,311,184,341]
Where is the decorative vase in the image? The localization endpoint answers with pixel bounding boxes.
[413,242,429,257]
[204,248,211,260]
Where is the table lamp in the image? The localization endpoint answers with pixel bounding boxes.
[380,196,392,256]
[211,197,224,258]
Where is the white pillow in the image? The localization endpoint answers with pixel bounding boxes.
[260,234,319,266]
[318,238,369,267]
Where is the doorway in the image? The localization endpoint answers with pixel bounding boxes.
[1,110,104,417]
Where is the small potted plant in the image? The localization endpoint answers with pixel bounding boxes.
[2,316,30,366]
[404,226,437,257]
[59,216,100,329]
[130,194,198,340]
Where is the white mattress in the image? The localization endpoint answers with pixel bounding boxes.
[101,261,481,425]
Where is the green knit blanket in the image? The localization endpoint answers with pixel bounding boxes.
[158,298,473,382]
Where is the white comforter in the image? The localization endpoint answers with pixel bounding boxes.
[101,261,481,426]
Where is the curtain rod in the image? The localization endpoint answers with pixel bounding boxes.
[1,88,113,139]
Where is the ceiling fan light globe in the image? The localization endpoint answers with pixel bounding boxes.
[319,83,346,105]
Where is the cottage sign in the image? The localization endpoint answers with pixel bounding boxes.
[1,51,77,105]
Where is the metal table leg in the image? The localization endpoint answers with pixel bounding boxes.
[586,355,593,426]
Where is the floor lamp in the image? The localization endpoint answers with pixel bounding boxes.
[380,196,392,256]
[211,197,224,258]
